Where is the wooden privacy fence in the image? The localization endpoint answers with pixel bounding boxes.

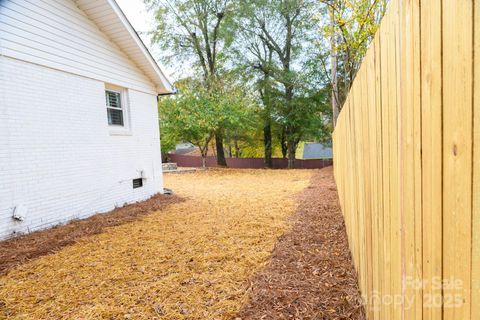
[332,0,479,319]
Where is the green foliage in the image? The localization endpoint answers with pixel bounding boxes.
[232,0,332,165]
[318,0,388,106]
[282,88,333,144]
[159,81,217,158]
[144,0,237,80]
[158,79,257,162]
[146,0,380,166]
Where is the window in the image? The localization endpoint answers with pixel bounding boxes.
[106,90,124,126]
[105,84,131,135]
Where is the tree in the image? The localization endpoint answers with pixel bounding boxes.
[147,0,342,168]
[330,7,339,127]
[236,0,322,168]
[208,77,258,161]
[319,0,388,126]
[158,79,255,167]
[233,22,276,167]
[158,81,216,167]
[145,0,237,166]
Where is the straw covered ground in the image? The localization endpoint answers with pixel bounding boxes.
[0,169,312,319]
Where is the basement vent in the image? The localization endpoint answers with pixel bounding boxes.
[133,178,143,189]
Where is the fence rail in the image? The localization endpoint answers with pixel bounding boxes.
[332,0,479,319]
[168,153,333,169]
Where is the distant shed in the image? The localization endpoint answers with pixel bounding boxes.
[302,143,333,159]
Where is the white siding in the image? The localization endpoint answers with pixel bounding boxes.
[0,0,158,94]
[0,56,163,239]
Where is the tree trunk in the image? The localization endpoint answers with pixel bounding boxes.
[233,131,240,158]
[234,142,240,158]
[330,9,340,127]
[161,151,169,164]
[199,144,209,168]
[263,120,273,168]
[280,128,288,159]
[215,130,227,167]
[287,139,296,169]
[211,141,216,157]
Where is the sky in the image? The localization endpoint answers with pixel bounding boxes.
[116,0,177,82]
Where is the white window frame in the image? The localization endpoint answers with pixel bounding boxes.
[105,84,131,136]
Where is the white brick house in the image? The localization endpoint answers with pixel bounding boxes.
[0,0,174,239]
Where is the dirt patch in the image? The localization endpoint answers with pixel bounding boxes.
[0,193,182,275]
[236,167,365,320]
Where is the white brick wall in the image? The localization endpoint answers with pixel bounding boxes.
[0,56,164,239]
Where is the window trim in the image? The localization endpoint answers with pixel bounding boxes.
[106,89,124,126]
[105,84,131,136]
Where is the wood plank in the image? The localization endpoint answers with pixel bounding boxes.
[421,0,443,319]
[366,44,378,319]
[399,0,414,317]
[411,0,423,317]
[374,34,385,320]
[354,71,367,296]
[471,0,480,318]
[380,9,392,317]
[349,95,360,270]
[362,49,375,317]
[442,0,473,319]
[400,0,423,318]
[388,1,402,317]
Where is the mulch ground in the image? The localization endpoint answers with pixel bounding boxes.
[0,193,183,275]
[0,169,311,319]
[0,168,364,319]
[236,167,366,320]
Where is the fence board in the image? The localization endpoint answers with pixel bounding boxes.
[400,0,423,318]
[332,0,477,318]
[373,34,385,320]
[442,0,473,319]
[378,11,393,318]
[388,2,402,317]
[472,2,480,319]
[420,0,443,319]
[365,46,377,318]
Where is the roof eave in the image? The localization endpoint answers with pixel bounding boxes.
[107,0,174,94]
